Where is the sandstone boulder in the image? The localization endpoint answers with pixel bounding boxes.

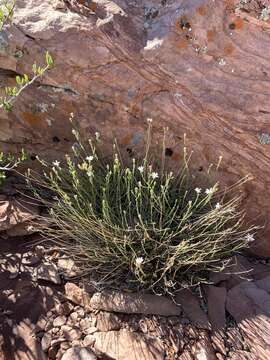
[0,0,270,255]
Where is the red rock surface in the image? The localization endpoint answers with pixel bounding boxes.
[0,0,269,254]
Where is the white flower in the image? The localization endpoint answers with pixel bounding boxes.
[245,233,255,243]
[150,172,158,179]
[215,202,221,210]
[138,166,144,173]
[86,155,94,162]
[195,187,201,194]
[205,188,214,195]
[95,131,100,140]
[52,160,60,167]
[147,118,153,123]
[135,257,144,266]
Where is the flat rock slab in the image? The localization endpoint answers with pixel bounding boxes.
[205,285,227,330]
[90,290,181,316]
[175,289,211,329]
[226,277,270,360]
[93,329,164,360]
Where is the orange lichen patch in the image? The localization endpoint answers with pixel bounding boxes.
[176,38,188,50]
[223,43,235,56]
[207,29,217,42]
[234,18,244,30]
[89,1,97,12]
[21,112,43,125]
[121,134,132,145]
[171,152,181,161]
[196,5,207,16]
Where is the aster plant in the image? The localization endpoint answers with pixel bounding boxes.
[27,118,257,294]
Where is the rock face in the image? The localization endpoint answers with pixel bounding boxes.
[0,0,270,255]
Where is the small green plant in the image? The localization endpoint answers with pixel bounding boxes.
[0,0,15,30]
[27,120,257,294]
[0,1,54,111]
[0,51,54,111]
[0,148,28,185]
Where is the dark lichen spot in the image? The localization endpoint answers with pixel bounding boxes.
[198,166,203,172]
[126,148,134,157]
[229,22,236,30]
[52,136,60,143]
[180,19,191,31]
[165,148,173,157]
[30,154,37,161]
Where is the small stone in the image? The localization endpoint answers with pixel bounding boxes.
[48,345,59,359]
[45,319,54,331]
[56,302,73,316]
[80,318,92,331]
[69,312,79,322]
[62,327,82,341]
[60,342,70,351]
[64,283,91,308]
[61,325,72,333]
[36,262,61,284]
[41,333,52,352]
[77,308,85,318]
[52,327,60,334]
[22,252,41,266]
[53,316,67,327]
[51,338,66,347]
[83,334,95,347]
[84,326,98,335]
[62,346,97,360]
[35,245,45,258]
[58,257,78,277]
[71,340,82,346]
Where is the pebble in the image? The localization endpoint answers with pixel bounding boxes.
[41,333,52,352]
[77,308,85,318]
[83,334,95,347]
[51,338,66,347]
[53,316,67,327]
[84,326,98,335]
[63,327,82,341]
[69,312,79,322]
[52,327,60,334]
[80,318,92,331]
[36,262,61,284]
[45,319,54,331]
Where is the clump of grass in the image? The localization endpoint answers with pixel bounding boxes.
[27,120,257,294]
